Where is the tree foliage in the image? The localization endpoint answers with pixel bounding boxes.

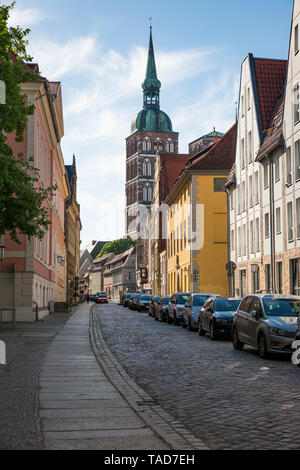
[97,236,137,258]
[0,2,55,243]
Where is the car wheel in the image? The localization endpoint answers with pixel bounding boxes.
[167,311,172,324]
[210,321,217,341]
[188,317,193,332]
[232,327,244,350]
[182,316,187,328]
[198,319,205,336]
[174,312,179,326]
[154,311,158,321]
[258,333,268,359]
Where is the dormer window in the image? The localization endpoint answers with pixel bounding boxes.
[295,25,299,54]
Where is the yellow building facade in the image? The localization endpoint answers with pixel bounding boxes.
[165,123,237,296]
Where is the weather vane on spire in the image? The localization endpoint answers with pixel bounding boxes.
[149,17,152,30]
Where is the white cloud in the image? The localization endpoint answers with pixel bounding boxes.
[8,7,45,27]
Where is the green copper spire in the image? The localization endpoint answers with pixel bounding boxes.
[131,27,173,134]
[142,27,161,101]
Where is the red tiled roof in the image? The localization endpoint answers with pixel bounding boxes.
[186,123,237,171]
[253,58,287,133]
[159,154,190,197]
[256,88,284,161]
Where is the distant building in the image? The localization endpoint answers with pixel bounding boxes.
[65,155,81,306]
[89,252,115,295]
[103,247,136,300]
[189,128,224,155]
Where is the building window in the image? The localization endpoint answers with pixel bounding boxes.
[286,147,292,185]
[255,218,260,252]
[264,163,269,189]
[249,175,253,208]
[265,213,270,239]
[241,95,244,117]
[248,131,252,163]
[265,264,271,292]
[295,24,299,54]
[297,198,300,239]
[147,162,152,176]
[241,139,245,169]
[247,87,251,110]
[294,83,300,124]
[237,186,240,214]
[287,201,294,242]
[250,220,254,253]
[143,186,148,201]
[242,181,246,212]
[148,186,152,202]
[231,229,235,251]
[242,225,246,255]
[295,140,300,180]
[229,190,234,211]
[276,262,283,294]
[254,171,259,205]
[274,154,280,182]
[276,207,281,234]
[143,161,147,175]
[214,178,226,192]
[238,227,241,257]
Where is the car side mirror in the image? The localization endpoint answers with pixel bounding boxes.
[251,310,259,319]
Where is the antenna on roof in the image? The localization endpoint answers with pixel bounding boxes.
[149,17,152,30]
[235,101,238,123]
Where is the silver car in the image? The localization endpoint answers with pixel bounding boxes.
[232,294,300,358]
[167,293,191,325]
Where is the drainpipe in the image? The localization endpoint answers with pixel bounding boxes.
[226,188,232,297]
[269,155,276,293]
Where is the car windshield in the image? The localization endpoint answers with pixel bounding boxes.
[99,294,107,298]
[263,299,300,317]
[163,297,171,305]
[141,295,152,301]
[134,295,141,300]
[193,295,211,306]
[215,300,241,311]
[178,294,191,304]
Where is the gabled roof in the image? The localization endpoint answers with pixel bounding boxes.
[186,123,237,171]
[251,56,287,139]
[159,153,191,198]
[256,86,285,161]
[105,246,136,267]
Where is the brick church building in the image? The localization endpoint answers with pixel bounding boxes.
[125,28,179,290]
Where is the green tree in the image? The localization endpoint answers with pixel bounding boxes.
[0,1,55,243]
[97,236,137,258]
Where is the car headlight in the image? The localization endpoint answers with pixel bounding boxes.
[269,327,290,337]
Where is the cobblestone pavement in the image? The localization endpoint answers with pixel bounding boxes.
[0,312,72,450]
[97,303,300,450]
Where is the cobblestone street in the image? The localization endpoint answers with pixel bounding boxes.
[97,302,300,450]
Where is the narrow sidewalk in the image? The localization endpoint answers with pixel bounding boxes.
[39,303,170,450]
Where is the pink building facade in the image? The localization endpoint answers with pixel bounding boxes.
[0,68,69,321]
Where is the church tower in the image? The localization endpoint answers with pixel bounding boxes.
[125,27,179,239]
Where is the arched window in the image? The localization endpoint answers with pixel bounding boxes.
[142,140,147,152]
[170,140,174,153]
[165,140,170,152]
[143,186,148,201]
[147,162,152,176]
[148,186,152,202]
[143,161,147,175]
[146,139,151,151]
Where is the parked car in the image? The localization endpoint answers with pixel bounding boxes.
[149,296,161,317]
[167,293,191,325]
[154,296,171,322]
[198,297,241,339]
[90,294,97,302]
[137,295,152,312]
[96,292,108,304]
[129,294,141,311]
[123,293,133,307]
[182,294,221,331]
[232,294,300,358]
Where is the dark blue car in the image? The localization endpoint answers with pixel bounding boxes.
[199,298,241,340]
[182,294,221,331]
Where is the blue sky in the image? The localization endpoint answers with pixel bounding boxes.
[7,0,293,246]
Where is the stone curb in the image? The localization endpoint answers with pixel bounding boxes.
[89,305,209,451]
